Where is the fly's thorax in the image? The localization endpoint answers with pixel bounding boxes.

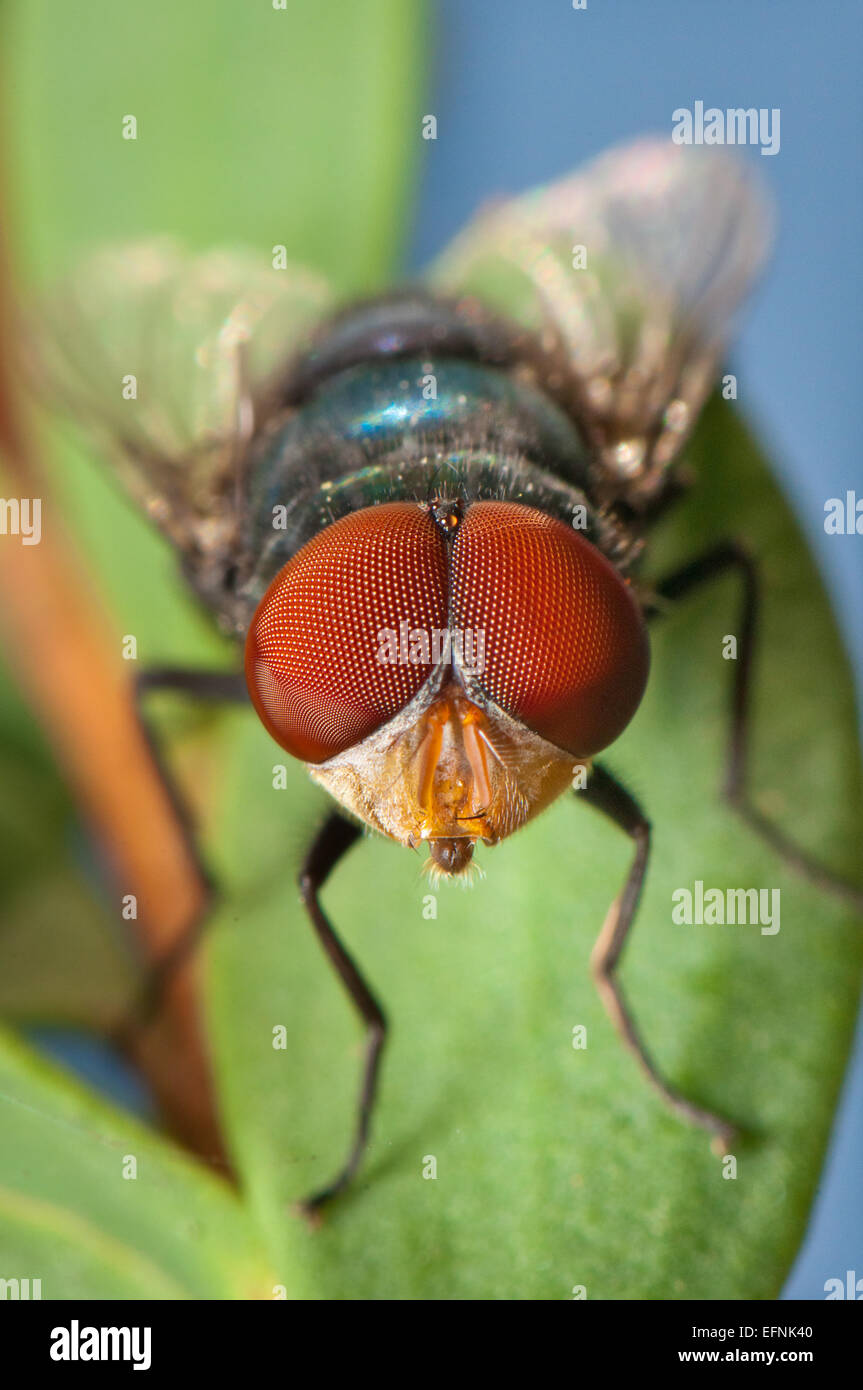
[231,354,638,633]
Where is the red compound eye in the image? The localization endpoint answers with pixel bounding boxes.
[245,503,447,762]
[451,501,649,757]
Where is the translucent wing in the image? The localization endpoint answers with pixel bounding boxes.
[430,137,772,499]
[32,241,334,564]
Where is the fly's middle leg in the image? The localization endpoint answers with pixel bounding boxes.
[648,541,863,910]
[581,762,737,1152]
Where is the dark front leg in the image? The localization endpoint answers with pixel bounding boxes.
[135,667,248,703]
[649,542,863,910]
[581,763,736,1151]
[298,812,386,1216]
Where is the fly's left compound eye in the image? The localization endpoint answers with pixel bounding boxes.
[451,501,649,757]
[245,502,447,762]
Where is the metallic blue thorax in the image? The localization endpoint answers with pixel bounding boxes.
[236,355,597,623]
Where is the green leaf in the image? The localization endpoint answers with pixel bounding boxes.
[0,1027,273,1298]
[205,398,863,1299]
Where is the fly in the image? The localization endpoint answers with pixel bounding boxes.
[33,137,861,1215]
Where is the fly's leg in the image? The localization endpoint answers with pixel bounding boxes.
[136,667,248,703]
[650,541,863,910]
[109,667,248,1045]
[582,763,737,1152]
[297,811,386,1217]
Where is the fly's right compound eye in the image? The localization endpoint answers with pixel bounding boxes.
[451,501,650,757]
[244,503,447,763]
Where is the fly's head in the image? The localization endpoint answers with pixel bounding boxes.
[244,498,649,878]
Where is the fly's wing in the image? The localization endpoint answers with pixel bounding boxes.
[32,241,333,566]
[429,137,772,500]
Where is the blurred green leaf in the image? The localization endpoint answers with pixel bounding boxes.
[0,1027,273,1297]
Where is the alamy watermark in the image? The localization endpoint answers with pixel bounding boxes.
[824,1270,863,1299]
[672,880,780,935]
[50,1322,151,1370]
[0,497,41,545]
[376,621,485,676]
[824,491,862,535]
[1,1276,41,1299]
[672,101,780,157]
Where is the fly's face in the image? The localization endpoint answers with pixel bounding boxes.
[245,496,649,874]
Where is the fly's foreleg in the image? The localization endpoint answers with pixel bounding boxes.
[297,811,386,1217]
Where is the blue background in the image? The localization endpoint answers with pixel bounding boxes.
[407,0,863,1301]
